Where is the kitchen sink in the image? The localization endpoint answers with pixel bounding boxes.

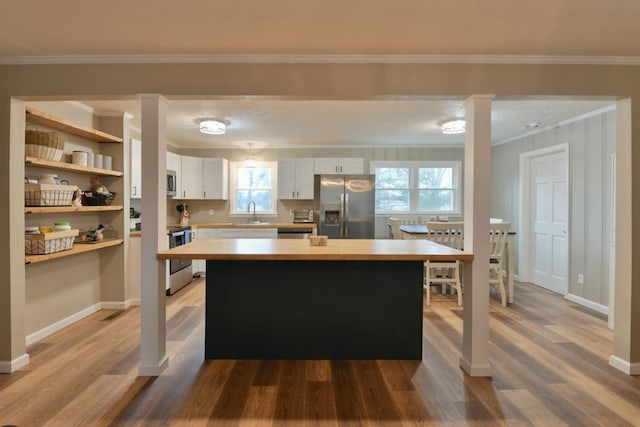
[237,221,272,226]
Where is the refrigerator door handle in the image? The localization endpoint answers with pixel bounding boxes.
[344,193,349,238]
[340,192,345,238]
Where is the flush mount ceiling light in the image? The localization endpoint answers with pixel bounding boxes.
[441,119,466,135]
[244,143,256,168]
[199,119,226,135]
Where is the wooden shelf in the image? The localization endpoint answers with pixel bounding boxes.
[26,107,123,143]
[25,238,124,265]
[25,156,123,177]
[25,205,124,214]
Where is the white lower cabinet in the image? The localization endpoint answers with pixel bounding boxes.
[215,227,277,239]
[245,228,278,238]
[192,227,277,275]
[192,228,217,276]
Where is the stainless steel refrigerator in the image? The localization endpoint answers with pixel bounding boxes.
[318,174,375,239]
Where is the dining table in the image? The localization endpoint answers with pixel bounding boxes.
[399,224,516,304]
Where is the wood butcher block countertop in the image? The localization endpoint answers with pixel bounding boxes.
[167,222,316,229]
[157,238,473,262]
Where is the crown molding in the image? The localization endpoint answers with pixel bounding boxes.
[2,54,640,66]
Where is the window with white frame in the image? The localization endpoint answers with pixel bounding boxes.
[229,161,278,215]
[371,161,461,214]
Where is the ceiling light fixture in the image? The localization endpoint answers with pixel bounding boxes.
[244,143,256,168]
[441,119,466,135]
[199,119,226,135]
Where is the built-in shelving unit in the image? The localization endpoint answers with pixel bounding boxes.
[25,156,123,177]
[24,106,125,265]
[26,107,123,143]
[25,205,124,214]
[25,239,124,265]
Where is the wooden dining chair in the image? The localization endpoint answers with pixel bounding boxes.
[388,217,403,239]
[488,222,511,306]
[423,222,464,305]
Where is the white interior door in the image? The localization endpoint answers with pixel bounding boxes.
[531,152,568,294]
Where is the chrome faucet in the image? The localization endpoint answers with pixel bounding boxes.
[247,201,257,223]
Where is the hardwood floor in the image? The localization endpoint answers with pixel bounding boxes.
[1,279,639,426]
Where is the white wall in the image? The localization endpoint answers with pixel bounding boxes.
[167,145,465,237]
[491,109,616,306]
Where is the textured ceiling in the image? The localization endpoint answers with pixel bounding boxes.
[79,98,614,148]
[3,1,628,148]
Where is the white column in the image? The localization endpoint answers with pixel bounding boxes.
[460,94,494,377]
[139,94,169,376]
[609,97,640,375]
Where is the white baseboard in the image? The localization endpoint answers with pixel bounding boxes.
[0,353,30,373]
[101,301,129,310]
[25,300,139,346]
[566,293,609,315]
[138,355,169,376]
[459,356,493,377]
[609,355,640,375]
[26,303,102,346]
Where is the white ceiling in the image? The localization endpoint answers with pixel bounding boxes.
[82,98,615,149]
[3,1,630,149]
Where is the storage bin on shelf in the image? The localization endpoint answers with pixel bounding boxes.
[25,129,65,161]
[25,229,79,255]
[81,191,116,206]
[24,183,77,206]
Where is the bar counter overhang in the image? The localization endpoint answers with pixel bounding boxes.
[158,238,473,360]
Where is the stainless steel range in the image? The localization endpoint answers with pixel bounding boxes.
[166,226,193,295]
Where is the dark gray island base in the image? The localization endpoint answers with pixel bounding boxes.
[205,259,424,360]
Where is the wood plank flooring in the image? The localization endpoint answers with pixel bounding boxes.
[1,279,639,426]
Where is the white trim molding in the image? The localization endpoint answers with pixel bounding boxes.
[0,353,30,373]
[459,357,493,377]
[26,303,102,346]
[518,143,570,287]
[138,355,169,377]
[566,293,609,315]
[25,301,136,346]
[2,54,640,66]
[609,355,640,375]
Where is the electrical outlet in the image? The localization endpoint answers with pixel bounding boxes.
[208,209,214,216]
[578,274,584,284]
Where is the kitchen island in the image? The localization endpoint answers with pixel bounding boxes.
[158,238,472,360]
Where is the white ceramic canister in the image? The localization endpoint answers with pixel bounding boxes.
[86,151,95,168]
[53,221,71,231]
[103,155,112,170]
[72,151,88,167]
[39,174,58,185]
[94,153,103,169]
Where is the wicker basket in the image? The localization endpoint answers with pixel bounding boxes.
[81,191,116,206]
[25,129,65,161]
[25,183,77,206]
[25,229,79,255]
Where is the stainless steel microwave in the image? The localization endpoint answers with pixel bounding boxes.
[167,170,177,197]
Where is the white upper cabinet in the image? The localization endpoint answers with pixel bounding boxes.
[278,158,314,199]
[130,138,141,198]
[314,157,364,175]
[166,151,180,172]
[167,151,181,196]
[179,155,203,199]
[202,157,229,200]
[168,154,228,200]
